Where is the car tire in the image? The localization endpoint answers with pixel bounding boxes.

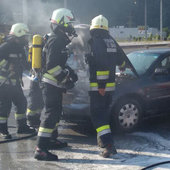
[112,98,142,133]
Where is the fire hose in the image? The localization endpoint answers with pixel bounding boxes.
[0,126,37,144]
[142,161,170,169]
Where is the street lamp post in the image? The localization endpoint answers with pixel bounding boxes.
[160,0,163,40]
[144,0,147,39]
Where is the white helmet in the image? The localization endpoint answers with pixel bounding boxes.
[9,23,29,37]
[51,8,75,27]
[90,15,108,31]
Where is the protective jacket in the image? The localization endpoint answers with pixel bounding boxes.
[87,32,125,93]
[42,31,77,90]
[0,35,29,128]
[0,36,28,86]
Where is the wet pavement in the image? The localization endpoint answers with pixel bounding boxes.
[2,114,170,170]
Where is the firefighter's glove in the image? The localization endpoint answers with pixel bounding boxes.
[57,69,70,84]
[69,71,78,83]
[65,79,75,90]
[98,88,106,96]
[65,65,78,82]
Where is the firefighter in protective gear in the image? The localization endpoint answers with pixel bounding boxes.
[34,8,78,161]
[26,35,44,129]
[0,23,36,139]
[85,15,126,158]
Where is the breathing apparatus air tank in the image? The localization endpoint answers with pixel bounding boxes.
[32,34,43,69]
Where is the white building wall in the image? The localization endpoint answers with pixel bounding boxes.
[109,26,160,40]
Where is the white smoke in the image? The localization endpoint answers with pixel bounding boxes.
[69,24,90,54]
[0,0,64,35]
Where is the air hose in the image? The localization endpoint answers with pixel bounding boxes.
[142,161,170,170]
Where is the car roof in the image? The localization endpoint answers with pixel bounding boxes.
[134,48,170,55]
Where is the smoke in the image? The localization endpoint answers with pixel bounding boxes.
[0,0,64,35]
[69,24,90,54]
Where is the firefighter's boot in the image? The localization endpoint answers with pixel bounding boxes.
[48,139,68,150]
[34,147,58,161]
[0,123,12,139]
[101,144,117,158]
[48,129,68,149]
[17,124,36,134]
[27,115,41,129]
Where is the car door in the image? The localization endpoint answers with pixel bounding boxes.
[145,55,170,113]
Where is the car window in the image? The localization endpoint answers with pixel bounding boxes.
[160,56,170,69]
[127,52,159,75]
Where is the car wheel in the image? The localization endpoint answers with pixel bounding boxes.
[113,98,142,132]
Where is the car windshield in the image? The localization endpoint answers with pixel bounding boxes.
[127,51,159,75]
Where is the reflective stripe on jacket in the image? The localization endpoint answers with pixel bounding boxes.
[96,70,109,80]
[0,117,7,123]
[47,65,62,77]
[90,82,115,91]
[0,75,17,86]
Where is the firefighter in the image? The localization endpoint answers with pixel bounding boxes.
[85,15,126,158]
[0,23,36,139]
[34,8,78,161]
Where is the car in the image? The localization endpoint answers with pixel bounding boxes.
[63,27,170,132]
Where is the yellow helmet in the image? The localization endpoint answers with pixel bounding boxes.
[50,8,75,27]
[9,23,29,37]
[90,15,108,31]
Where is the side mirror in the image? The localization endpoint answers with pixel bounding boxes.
[154,67,169,75]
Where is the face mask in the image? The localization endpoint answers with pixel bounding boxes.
[65,23,77,37]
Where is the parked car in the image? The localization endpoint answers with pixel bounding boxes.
[63,27,170,132]
[63,48,170,132]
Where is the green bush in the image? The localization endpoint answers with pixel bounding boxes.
[167,34,170,41]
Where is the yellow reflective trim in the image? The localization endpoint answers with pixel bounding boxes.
[57,19,60,24]
[43,73,58,82]
[90,83,98,87]
[91,25,108,31]
[47,65,62,74]
[0,76,16,82]
[39,127,53,133]
[56,123,59,127]
[96,125,110,133]
[90,82,115,87]
[64,23,68,27]
[27,108,41,115]
[106,83,115,87]
[0,117,7,120]
[15,113,25,118]
[0,76,6,80]
[96,71,109,76]
[120,61,125,68]
[0,59,7,67]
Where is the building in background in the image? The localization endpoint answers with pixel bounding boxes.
[110,26,166,41]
